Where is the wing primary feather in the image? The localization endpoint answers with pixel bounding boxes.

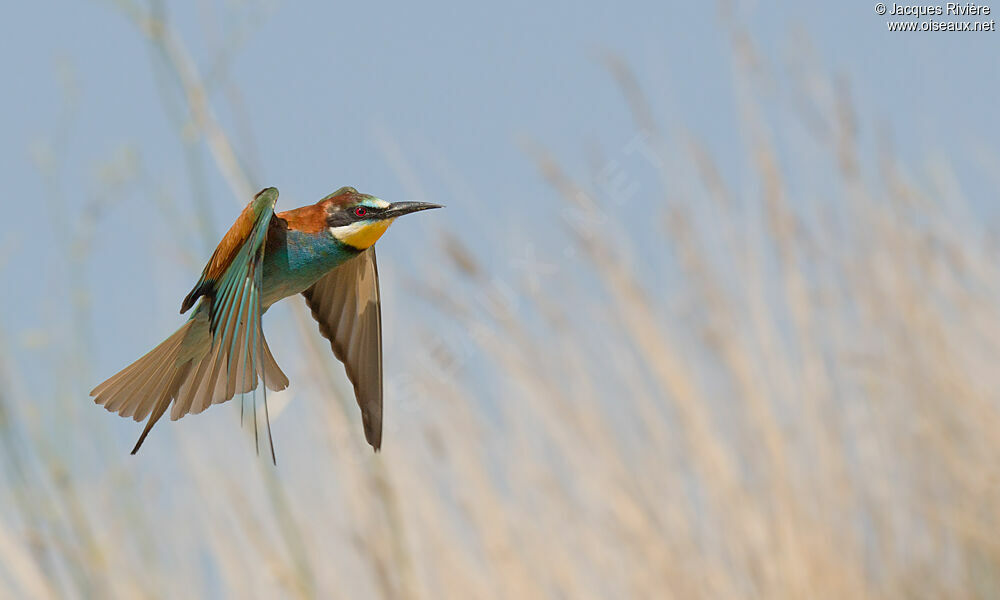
[130,363,190,454]
[130,349,178,421]
[107,188,285,455]
[254,258,276,465]
[254,258,262,457]
[100,359,156,414]
[211,257,243,334]
[108,336,179,415]
[252,354,259,456]
[173,345,212,419]
[228,285,249,403]
[131,388,170,455]
[197,340,225,413]
[190,342,217,415]
[101,337,174,412]
[239,273,251,429]
[300,248,383,451]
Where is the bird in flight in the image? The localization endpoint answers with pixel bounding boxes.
[90,187,441,461]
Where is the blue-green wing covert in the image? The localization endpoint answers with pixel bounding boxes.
[91,188,288,458]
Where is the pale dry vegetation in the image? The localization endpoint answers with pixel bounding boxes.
[1,4,998,599]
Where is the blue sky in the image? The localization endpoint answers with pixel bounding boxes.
[2,1,998,406]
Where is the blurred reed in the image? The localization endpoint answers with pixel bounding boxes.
[1,2,998,599]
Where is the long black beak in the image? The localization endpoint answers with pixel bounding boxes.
[384,201,443,219]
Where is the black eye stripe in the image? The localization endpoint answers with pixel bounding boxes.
[326,205,382,227]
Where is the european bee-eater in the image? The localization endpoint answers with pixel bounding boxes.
[90,187,440,460]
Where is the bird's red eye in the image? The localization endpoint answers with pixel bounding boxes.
[354,207,367,217]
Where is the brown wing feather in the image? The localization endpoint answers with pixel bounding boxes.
[205,211,256,280]
[276,203,327,234]
[302,248,383,450]
[181,189,276,313]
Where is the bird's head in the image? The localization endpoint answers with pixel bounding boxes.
[321,187,442,250]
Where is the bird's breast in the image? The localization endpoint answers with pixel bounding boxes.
[261,228,360,307]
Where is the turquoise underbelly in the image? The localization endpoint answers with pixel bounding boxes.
[261,229,358,308]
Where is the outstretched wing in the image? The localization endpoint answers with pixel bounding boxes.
[91,187,288,459]
[176,188,289,423]
[184,187,285,459]
[301,247,383,450]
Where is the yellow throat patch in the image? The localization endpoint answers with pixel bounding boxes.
[330,219,394,250]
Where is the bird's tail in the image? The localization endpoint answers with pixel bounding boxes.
[90,303,288,455]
